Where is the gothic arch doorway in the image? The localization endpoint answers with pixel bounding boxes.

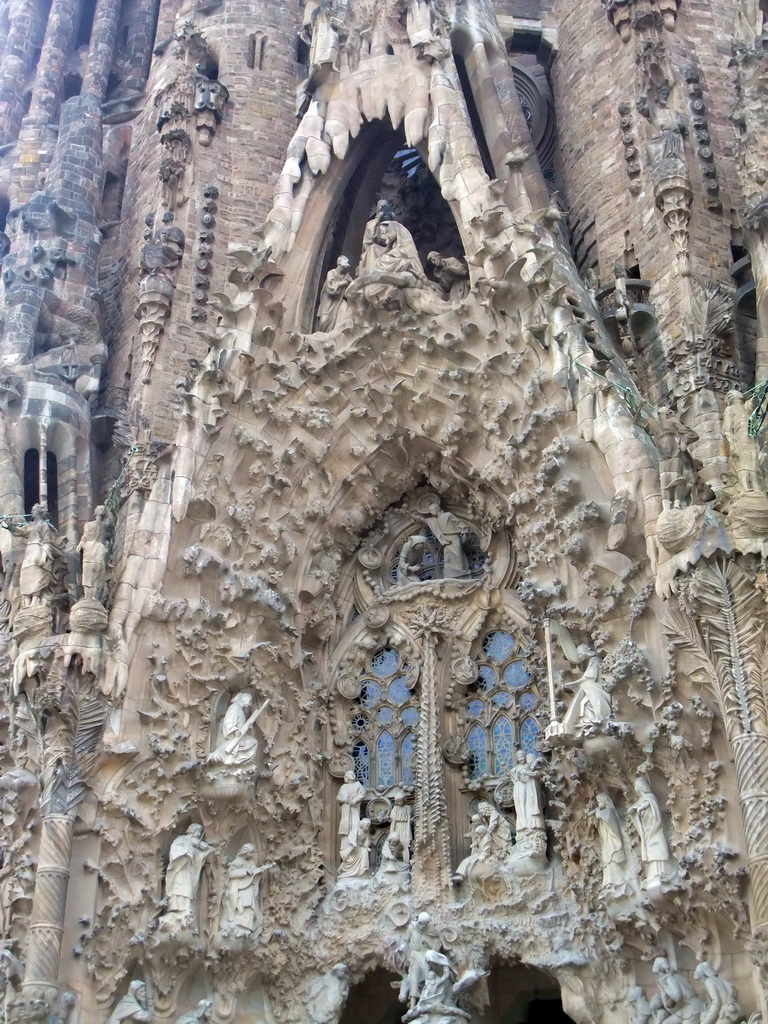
[488,964,577,1024]
[339,968,402,1024]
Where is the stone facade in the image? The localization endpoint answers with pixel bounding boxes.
[0,0,766,1023]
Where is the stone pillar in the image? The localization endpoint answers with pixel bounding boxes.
[28,0,82,123]
[732,733,768,939]
[0,0,48,146]
[119,0,161,92]
[82,0,121,100]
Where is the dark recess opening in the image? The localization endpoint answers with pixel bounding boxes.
[46,452,59,528]
[454,51,495,178]
[75,0,97,48]
[23,449,40,514]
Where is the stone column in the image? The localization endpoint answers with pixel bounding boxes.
[82,0,121,100]
[732,733,768,962]
[28,0,83,123]
[0,0,48,146]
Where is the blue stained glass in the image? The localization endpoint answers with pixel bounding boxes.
[503,662,530,689]
[467,725,487,780]
[359,680,382,707]
[401,732,415,786]
[400,707,419,727]
[492,715,515,775]
[376,732,396,789]
[371,647,400,678]
[352,740,369,786]
[483,631,516,663]
[476,665,496,691]
[492,691,513,708]
[520,717,540,755]
[388,676,411,706]
[467,699,485,719]
[350,712,369,732]
[519,692,538,712]
[376,706,394,724]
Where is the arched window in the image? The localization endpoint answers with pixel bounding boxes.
[462,629,541,783]
[348,646,418,793]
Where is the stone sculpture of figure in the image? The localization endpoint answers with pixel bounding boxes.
[694,963,742,1024]
[160,824,213,933]
[106,981,153,1024]
[218,844,274,943]
[723,390,761,493]
[627,986,652,1024]
[337,770,366,841]
[0,950,24,1020]
[412,497,469,579]
[307,964,349,1024]
[207,692,262,768]
[558,645,612,740]
[629,778,677,888]
[337,817,371,879]
[389,790,413,863]
[649,958,701,1024]
[396,534,427,584]
[173,1000,213,1024]
[593,793,633,895]
[478,800,513,858]
[427,251,469,300]
[416,951,457,1012]
[452,813,489,882]
[1,504,67,611]
[375,831,409,886]
[398,912,442,1008]
[509,751,545,832]
[316,256,353,331]
[78,505,109,602]
[643,406,700,511]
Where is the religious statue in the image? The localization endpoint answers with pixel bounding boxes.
[642,405,701,511]
[509,751,545,832]
[694,963,742,1024]
[593,793,634,895]
[397,912,442,1008]
[337,817,371,879]
[629,777,678,888]
[77,505,110,603]
[427,250,469,300]
[649,958,701,1024]
[555,645,613,740]
[626,986,653,1024]
[412,497,470,579]
[218,844,274,944]
[0,504,67,612]
[316,256,353,331]
[173,1000,213,1024]
[396,534,428,584]
[452,812,490,884]
[389,790,413,862]
[337,770,366,844]
[160,824,213,933]
[478,800,513,858]
[207,692,266,768]
[414,952,457,1012]
[106,981,153,1024]
[723,390,761,493]
[307,964,350,1024]
[375,831,409,887]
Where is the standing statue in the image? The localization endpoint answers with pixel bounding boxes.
[337,817,371,879]
[723,390,761,493]
[77,505,110,603]
[1,504,67,611]
[649,958,701,1024]
[160,824,213,933]
[316,256,353,332]
[106,981,153,1024]
[337,770,366,844]
[593,793,633,895]
[629,777,677,888]
[397,912,442,1008]
[307,964,350,1024]
[643,406,701,511]
[173,1000,213,1024]
[694,963,742,1024]
[509,751,545,832]
[207,692,266,768]
[413,497,470,579]
[557,645,612,740]
[389,791,413,863]
[218,844,274,943]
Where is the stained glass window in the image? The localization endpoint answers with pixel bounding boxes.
[352,740,369,786]
[376,732,396,789]
[467,724,487,780]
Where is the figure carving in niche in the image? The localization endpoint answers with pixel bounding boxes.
[316,256,352,332]
[479,799,513,857]
[337,769,366,843]
[77,506,110,604]
[207,692,266,768]
[159,824,213,934]
[173,1000,213,1024]
[398,912,442,1008]
[411,497,470,579]
[307,964,350,1024]
[509,752,545,832]
[452,813,487,883]
[593,793,635,896]
[415,952,457,1013]
[137,215,185,384]
[337,816,371,879]
[649,958,701,1024]
[694,963,742,1024]
[548,644,613,741]
[642,404,703,511]
[389,790,412,863]
[217,844,274,944]
[723,390,761,493]
[375,831,409,886]
[629,777,678,889]
[427,250,469,300]
[347,202,448,315]
[396,534,429,583]
[106,982,153,1024]
[0,504,68,615]
[194,71,229,145]
[627,986,653,1024]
